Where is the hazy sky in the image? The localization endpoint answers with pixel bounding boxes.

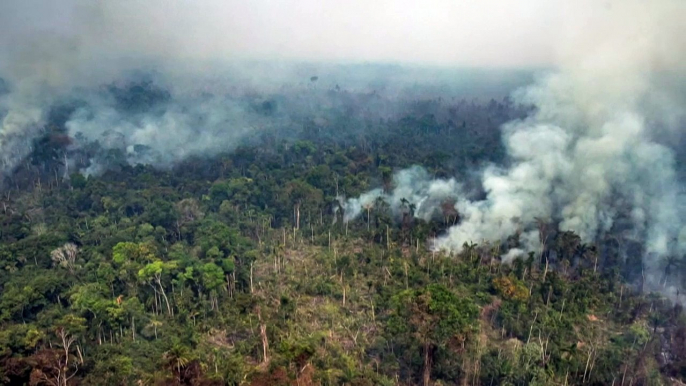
[0,0,568,68]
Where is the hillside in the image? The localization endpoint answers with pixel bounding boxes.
[1,103,685,385]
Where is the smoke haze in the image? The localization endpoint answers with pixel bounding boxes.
[0,0,548,176]
[337,165,462,223]
[0,0,559,68]
[433,0,686,258]
[337,0,686,296]
[2,0,686,294]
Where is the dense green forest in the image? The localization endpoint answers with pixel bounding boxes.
[1,83,685,386]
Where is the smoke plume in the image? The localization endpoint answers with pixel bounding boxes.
[3,0,686,296]
[337,166,462,223]
[0,0,541,180]
[342,0,686,286]
[432,0,686,280]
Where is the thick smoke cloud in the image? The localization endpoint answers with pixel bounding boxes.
[429,0,686,292]
[342,0,686,285]
[3,0,686,298]
[337,166,461,223]
[434,0,686,261]
[0,0,541,178]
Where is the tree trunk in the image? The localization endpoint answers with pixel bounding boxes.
[367,207,370,231]
[295,203,301,230]
[250,262,254,294]
[342,274,346,306]
[423,342,432,386]
[594,254,598,273]
[76,344,84,364]
[542,255,549,282]
[156,276,172,316]
[257,308,269,364]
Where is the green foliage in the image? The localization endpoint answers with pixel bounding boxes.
[493,275,529,302]
[138,260,178,282]
[0,103,681,385]
[112,241,156,264]
[200,262,224,291]
[69,283,113,320]
[389,284,478,344]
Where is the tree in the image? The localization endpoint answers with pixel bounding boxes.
[284,180,323,230]
[50,243,79,275]
[389,284,478,386]
[379,166,393,191]
[175,198,204,225]
[112,242,157,294]
[209,177,254,210]
[112,242,156,264]
[200,262,224,310]
[219,256,235,297]
[144,199,178,229]
[29,348,78,386]
[30,316,85,386]
[660,255,681,287]
[138,260,178,316]
[163,340,193,384]
[68,283,111,321]
[194,220,245,257]
[493,276,529,302]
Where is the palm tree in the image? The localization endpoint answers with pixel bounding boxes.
[660,255,680,287]
[163,342,192,382]
[399,197,410,209]
[577,243,598,273]
[399,198,411,225]
[463,241,478,263]
[146,318,163,340]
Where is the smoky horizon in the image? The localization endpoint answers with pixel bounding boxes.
[0,0,685,297]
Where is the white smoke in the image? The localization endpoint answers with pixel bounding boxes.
[338,188,385,223]
[340,0,686,273]
[338,165,462,222]
[434,0,686,270]
[0,28,530,179]
[63,87,269,170]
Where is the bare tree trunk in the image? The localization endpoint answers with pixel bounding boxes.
[295,203,301,230]
[594,254,598,273]
[342,274,346,306]
[156,276,172,316]
[543,255,549,282]
[257,307,269,365]
[423,342,432,386]
[250,262,254,294]
[527,312,538,344]
[618,285,623,309]
[232,271,236,295]
[76,344,84,364]
[63,153,69,180]
[583,346,594,383]
[367,206,370,231]
[55,328,77,386]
